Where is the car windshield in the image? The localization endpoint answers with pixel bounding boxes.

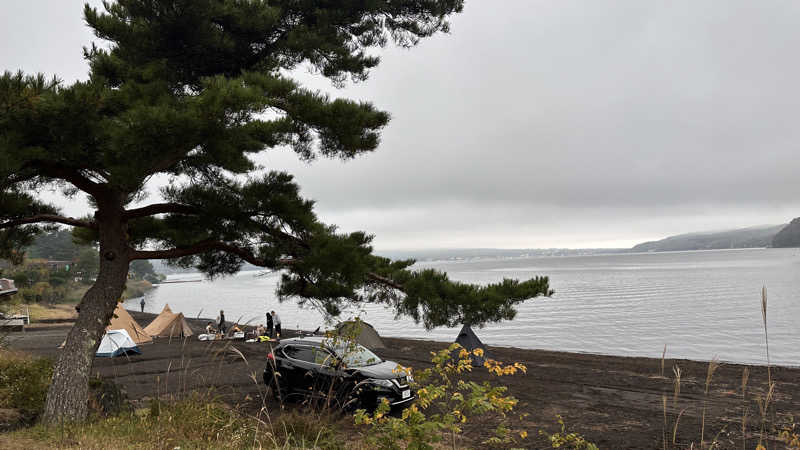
[332,343,382,368]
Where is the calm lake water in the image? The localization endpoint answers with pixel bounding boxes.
[125,248,800,366]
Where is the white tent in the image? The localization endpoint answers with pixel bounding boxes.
[96,329,142,357]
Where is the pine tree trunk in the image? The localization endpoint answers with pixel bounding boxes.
[41,207,130,424]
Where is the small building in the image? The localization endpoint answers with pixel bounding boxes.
[0,278,18,298]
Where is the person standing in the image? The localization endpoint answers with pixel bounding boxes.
[266,311,274,338]
[140,298,145,312]
[218,310,226,335]
[271,310,281,338]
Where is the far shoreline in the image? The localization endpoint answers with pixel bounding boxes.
[127,309,793,370]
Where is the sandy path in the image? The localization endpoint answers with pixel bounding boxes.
[6,311,799,449]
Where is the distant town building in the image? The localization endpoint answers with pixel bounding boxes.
[29,260,74,271]
[0,278,18,298]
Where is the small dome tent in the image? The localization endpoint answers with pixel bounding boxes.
[335,320,386,349]
[96,329,141,357]
[453,324,489,367]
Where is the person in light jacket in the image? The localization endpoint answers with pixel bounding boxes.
[271,310,281,338]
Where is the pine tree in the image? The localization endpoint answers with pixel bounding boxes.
[0,0,552,423]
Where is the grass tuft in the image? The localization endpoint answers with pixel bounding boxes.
[6,394,346,449]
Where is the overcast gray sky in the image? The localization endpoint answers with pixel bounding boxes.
[3,1,799,249]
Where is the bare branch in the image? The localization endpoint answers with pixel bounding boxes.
[366,271,405,291]
[0,214,97,230]
[23,160,102,195]
[129,239,273,265]
[129,240,406,293]
[124,202,197,220]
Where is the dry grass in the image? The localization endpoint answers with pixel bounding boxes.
[741,367,750,450]
[672,365,681,408]
[5,395,347,450]
[761,286,771,386]
[21,304,77,321]
[699,357,721,447]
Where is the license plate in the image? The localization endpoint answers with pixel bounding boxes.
[402,390,411,399]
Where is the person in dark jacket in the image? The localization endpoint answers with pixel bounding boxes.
[266,311,274,338]
[218,310,226,335]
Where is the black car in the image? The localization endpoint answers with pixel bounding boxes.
[263,337,415,411]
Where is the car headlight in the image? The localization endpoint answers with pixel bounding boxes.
[407,374,414,383]
[368,378,394,388]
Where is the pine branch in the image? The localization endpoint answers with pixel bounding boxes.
[0,214,97,230]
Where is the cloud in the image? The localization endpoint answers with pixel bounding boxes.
[3,1,799,249]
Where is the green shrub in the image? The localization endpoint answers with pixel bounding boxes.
[0,351,53,422]
[539,415,598,449]
[354,343,528,449]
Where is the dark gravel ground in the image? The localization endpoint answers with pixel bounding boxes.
[5,310,800,449]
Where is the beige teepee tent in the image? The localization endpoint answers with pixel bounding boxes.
[107,303,152,344]
[144,304,194,338]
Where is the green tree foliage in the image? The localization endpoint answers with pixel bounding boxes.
[0,0,552,422]
[0,351,54,423]
[25,229,79,260]
[75,247,100,283]
[0,259,79,303]
[1,0,551,330]
[129,259,160,283]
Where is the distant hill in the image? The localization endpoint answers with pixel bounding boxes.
[631,225,785,252]
[772,218,800,248]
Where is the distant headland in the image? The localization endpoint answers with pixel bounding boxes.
[375,217,800,261]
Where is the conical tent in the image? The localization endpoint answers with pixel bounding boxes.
[335,321,386,349]
[454,324,488,367]
[143,304,176,337]
[144,306,194,338]
[107,303,152,344]
[96,329,141,357]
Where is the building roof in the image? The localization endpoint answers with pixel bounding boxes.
[0,279,18,298]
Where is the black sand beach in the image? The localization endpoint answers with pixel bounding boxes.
[6,310,799,449]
